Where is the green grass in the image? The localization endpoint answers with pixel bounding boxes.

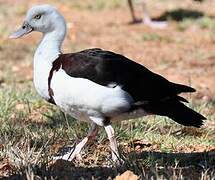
[0,84,214,179]
[0,0,215,179]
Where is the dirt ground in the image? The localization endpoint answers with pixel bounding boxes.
[3,0,215,101]
[0,0,215,179]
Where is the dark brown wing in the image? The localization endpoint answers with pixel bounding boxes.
[50,48,206,127]
[52,48,195,102]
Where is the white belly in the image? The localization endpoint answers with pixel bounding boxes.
[50,69,134,121]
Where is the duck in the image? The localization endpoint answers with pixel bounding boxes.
[10,4,206,163]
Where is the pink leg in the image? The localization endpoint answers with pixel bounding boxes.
[53,123,99,161]
[142,0,167,29]
[104,125,120,163]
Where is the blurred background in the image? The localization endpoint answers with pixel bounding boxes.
[0,0,214,179]
[1,0,215,102]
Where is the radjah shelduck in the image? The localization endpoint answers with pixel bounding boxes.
[10,4,206,163]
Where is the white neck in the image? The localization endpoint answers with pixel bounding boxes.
[33,19,67,100]
[35,24,66,62]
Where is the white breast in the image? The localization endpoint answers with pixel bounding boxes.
[33,46,60,101]
[33,27,64,101]
[33,60,51,101]
[50,69,134,120]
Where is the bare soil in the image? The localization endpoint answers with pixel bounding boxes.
[0,0,214,179]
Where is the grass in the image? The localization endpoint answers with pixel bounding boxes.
[0,85,214,179]
[0,0,215,179]
[141,33,173,43]
[177,16,215,31]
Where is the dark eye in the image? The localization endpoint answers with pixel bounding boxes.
[34,14,41,20]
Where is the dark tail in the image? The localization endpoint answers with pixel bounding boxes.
[144,99,206,128]
[172,83,196,94]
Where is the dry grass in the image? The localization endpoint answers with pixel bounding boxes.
[0,0,215,179]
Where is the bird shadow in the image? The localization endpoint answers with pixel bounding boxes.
[127,149,215,167]
[129,8,211,25]
[2,150,214,179]
[154,8,205,22]
[3,110,214,179]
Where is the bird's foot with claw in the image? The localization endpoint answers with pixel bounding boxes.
[103,156,124,167]
[53,146,82,161]
[130,18,142,24]
[144,20,168,29]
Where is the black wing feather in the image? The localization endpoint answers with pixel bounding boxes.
[51,48,206,127]
[55,48,194,102]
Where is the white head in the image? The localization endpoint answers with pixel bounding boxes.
[10,4,67,39]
